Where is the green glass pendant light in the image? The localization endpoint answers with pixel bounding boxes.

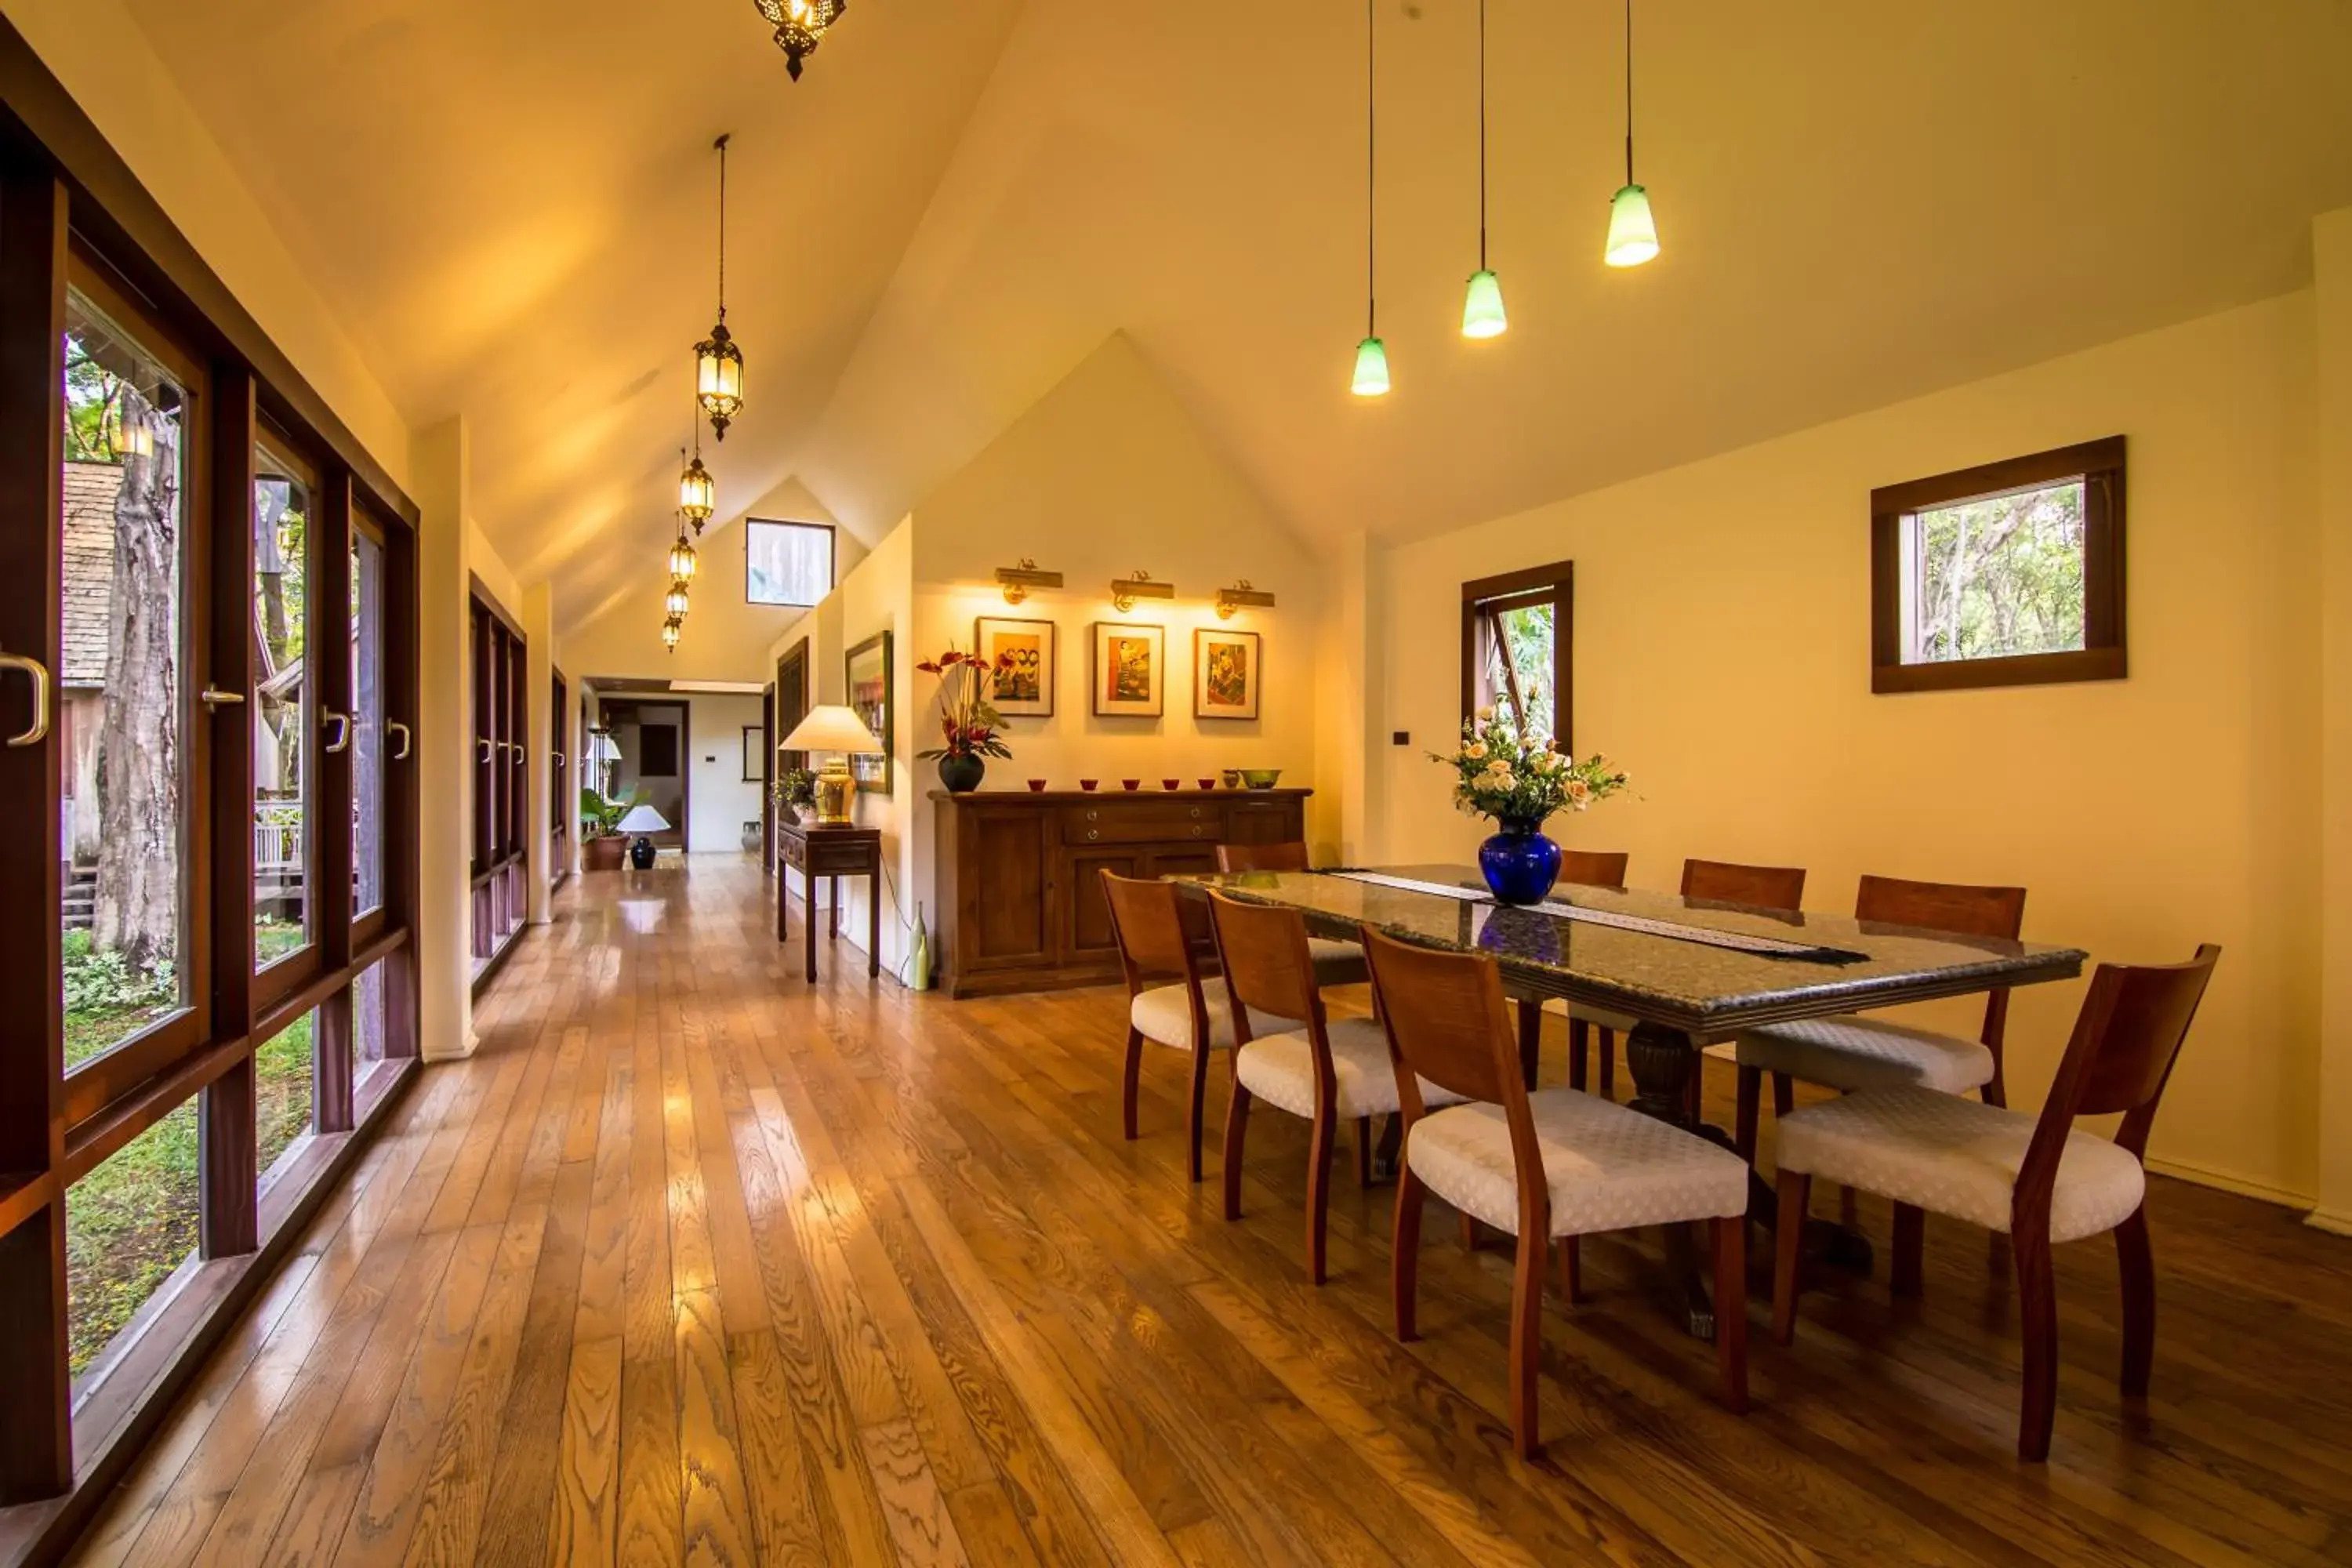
[1461,0,1508,338]
[1352,0,1389,396]
[1606,0,1660,267]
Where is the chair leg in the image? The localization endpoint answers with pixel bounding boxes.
[1307,1108,1337,1284]
[1772,1170,1811,1344]
[1221,1083,1251,1221]
[1185,1047,1210,1184]
[1772,1071,1795,1119]
[1734,1065,1762,1163]
[1685,1058,1704,1123]
[1892,1203,1926,1298]
[1393,1168,1427,1341]
[1356,1116,1374,1188]
[2116,1206,2156,1399]
[1599,1028,1616,1099]
[1556,1235,1583,1305]
[1510,1229,1545,1459]
[1461,1211,1479,1252]
[1568,1018,1589,1091]
[1712,1217,1749,1414]
[1983,1057,2008,1109]
[1121,1028,1144,1141]
[2015,1229,2060,1462]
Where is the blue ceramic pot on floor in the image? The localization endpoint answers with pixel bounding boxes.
[1479,816,1561,906]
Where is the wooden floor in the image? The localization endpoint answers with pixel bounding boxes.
[67,856,2352,1566]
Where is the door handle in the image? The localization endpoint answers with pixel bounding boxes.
[387,720,412,760]
[200,684,246,710]
[0,650,49,747]
[478,738,492,764]
[322,711,351,753]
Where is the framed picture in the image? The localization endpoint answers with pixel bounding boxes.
[1194,628,1261,721]
[1091,622,1164,717]
[975,616,1055,717]
[740,724,765,782]
[844,630,892,793]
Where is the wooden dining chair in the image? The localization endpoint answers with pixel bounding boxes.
[1214,840,1368,987]
[1726,875,2027,1160]
[1657,858,1809,1119]
[1363,925,1751,1457]
[1771,944,2220,1461]
[1534,851,1632,1095]
[1206,892,1465,1282]
[1100,871,1298,1182]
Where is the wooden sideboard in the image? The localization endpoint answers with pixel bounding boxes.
[931,787,1312,997]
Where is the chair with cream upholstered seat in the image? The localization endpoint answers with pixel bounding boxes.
[1365,925,1751,1458]
[1772,943,2220,1462]
[1102,870,1297,1183]
[1721,875,2027,1161]
[1214,840,1368,988]
[1206,891,1466,1282]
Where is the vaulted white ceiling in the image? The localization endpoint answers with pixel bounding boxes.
[121,0,2352,640]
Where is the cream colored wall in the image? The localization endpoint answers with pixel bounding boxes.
[681,692,770,855]
[2314,210,2352,1233]
[1369,292,2324,1204]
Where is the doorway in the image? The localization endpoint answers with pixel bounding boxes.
[600,697,688,848]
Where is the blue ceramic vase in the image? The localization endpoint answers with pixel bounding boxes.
[1478,815,1561,906]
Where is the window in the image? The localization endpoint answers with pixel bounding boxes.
[255,434,315,966]
[746,517,834,607]
[1461,561,1573,748]
[352,517,388,916]
[1871,437,2126,694]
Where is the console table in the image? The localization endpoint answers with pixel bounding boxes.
[776,820,882,982]
[930,786,1312,997]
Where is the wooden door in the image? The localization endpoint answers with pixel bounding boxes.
[956,808,1053,971]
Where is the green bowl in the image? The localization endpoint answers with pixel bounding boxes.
[1239,768,1283,789]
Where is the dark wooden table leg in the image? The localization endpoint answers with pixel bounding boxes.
[829,876,840,940]
[804,877,818,984]
[1516,999,1544,1089]
[867,868,880,977]
[1622,1022,1719,1339]
[1371,1112,1403,1181]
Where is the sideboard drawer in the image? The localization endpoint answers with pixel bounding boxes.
[1059,801,1227,845]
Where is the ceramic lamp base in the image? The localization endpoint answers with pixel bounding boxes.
[814,761,857,825]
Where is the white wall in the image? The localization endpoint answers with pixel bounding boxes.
[682,691,770,854]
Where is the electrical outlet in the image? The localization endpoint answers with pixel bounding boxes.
[1392,731,1410,746]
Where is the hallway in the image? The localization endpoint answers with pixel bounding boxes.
[71,858,2352,1566]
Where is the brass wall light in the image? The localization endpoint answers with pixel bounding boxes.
[1215,580,1276,619]
[994,557,1063,605]
[1110,569,1174,614]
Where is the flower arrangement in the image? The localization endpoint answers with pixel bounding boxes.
[1432,708,1629,827]
[775,768,817,811]
[915,647,1014,762]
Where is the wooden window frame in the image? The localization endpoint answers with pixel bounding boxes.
[1461,560,1573,750]
[743,516,836,608]
[1870,437,2127,695]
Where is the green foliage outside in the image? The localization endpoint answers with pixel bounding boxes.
[1910,482,2086,662]
[1490,602,1556,746]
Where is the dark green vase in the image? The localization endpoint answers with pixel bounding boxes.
[938,753,985,793]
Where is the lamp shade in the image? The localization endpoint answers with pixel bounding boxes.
[585,731,621,766]
[1461,269,1508,338]
[780,703,884,755]
[1606,183,1659,267]
[1351,336,1391,397]
[615,804,672,835]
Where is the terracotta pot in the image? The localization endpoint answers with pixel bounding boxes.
[584,835,626,871]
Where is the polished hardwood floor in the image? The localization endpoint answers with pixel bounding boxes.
[68,857,2352,1566]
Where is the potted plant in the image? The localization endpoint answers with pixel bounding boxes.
[1432,710,1629,905]
[775,767,818,825]
[916,646,1014,793]
[580,787,627,871]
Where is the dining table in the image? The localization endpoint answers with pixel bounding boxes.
[1171,865,2089,1339]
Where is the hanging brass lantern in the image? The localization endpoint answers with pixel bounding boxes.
[668,522,699,583]
[661,613,683,652]
[755,0,846,81]
[695,135,745,440]
[665,579,692,619]
[679,447,715,531]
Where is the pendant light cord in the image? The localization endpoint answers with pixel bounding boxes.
[1623,0,1635,187]
[1366,0,1377,339]
[714,132,731,320]
[1478,0,1489,269]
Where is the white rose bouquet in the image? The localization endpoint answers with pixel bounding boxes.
[1431,709,1629,826]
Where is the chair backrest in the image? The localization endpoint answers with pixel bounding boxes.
[1855,873,2026,941]
[1205,891,1322,1034]
[1559,849,1629,891]
[1359,926,1525,1111]
[2016,945,2220,1226]
[1682,858,1807,912]
[1216,840,1311,874]
[1099,870,1205,989]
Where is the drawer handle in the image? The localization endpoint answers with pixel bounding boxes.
[1190,825,1203,837]
[1189,807,1201,818]
[1087,829,1099,842]
[1086,809,1098,822]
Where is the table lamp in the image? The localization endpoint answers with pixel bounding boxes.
[779,704,884,825]
[615,803,671,869]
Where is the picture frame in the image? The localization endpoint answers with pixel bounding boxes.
[975,615,1056,717]
[1193,627,1261,721]
[844,630,893,793]
[740,724,764,782]
[1091,622,1165,717]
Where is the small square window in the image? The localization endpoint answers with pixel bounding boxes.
[746,518,834,608]
[1871,437,2125,694]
